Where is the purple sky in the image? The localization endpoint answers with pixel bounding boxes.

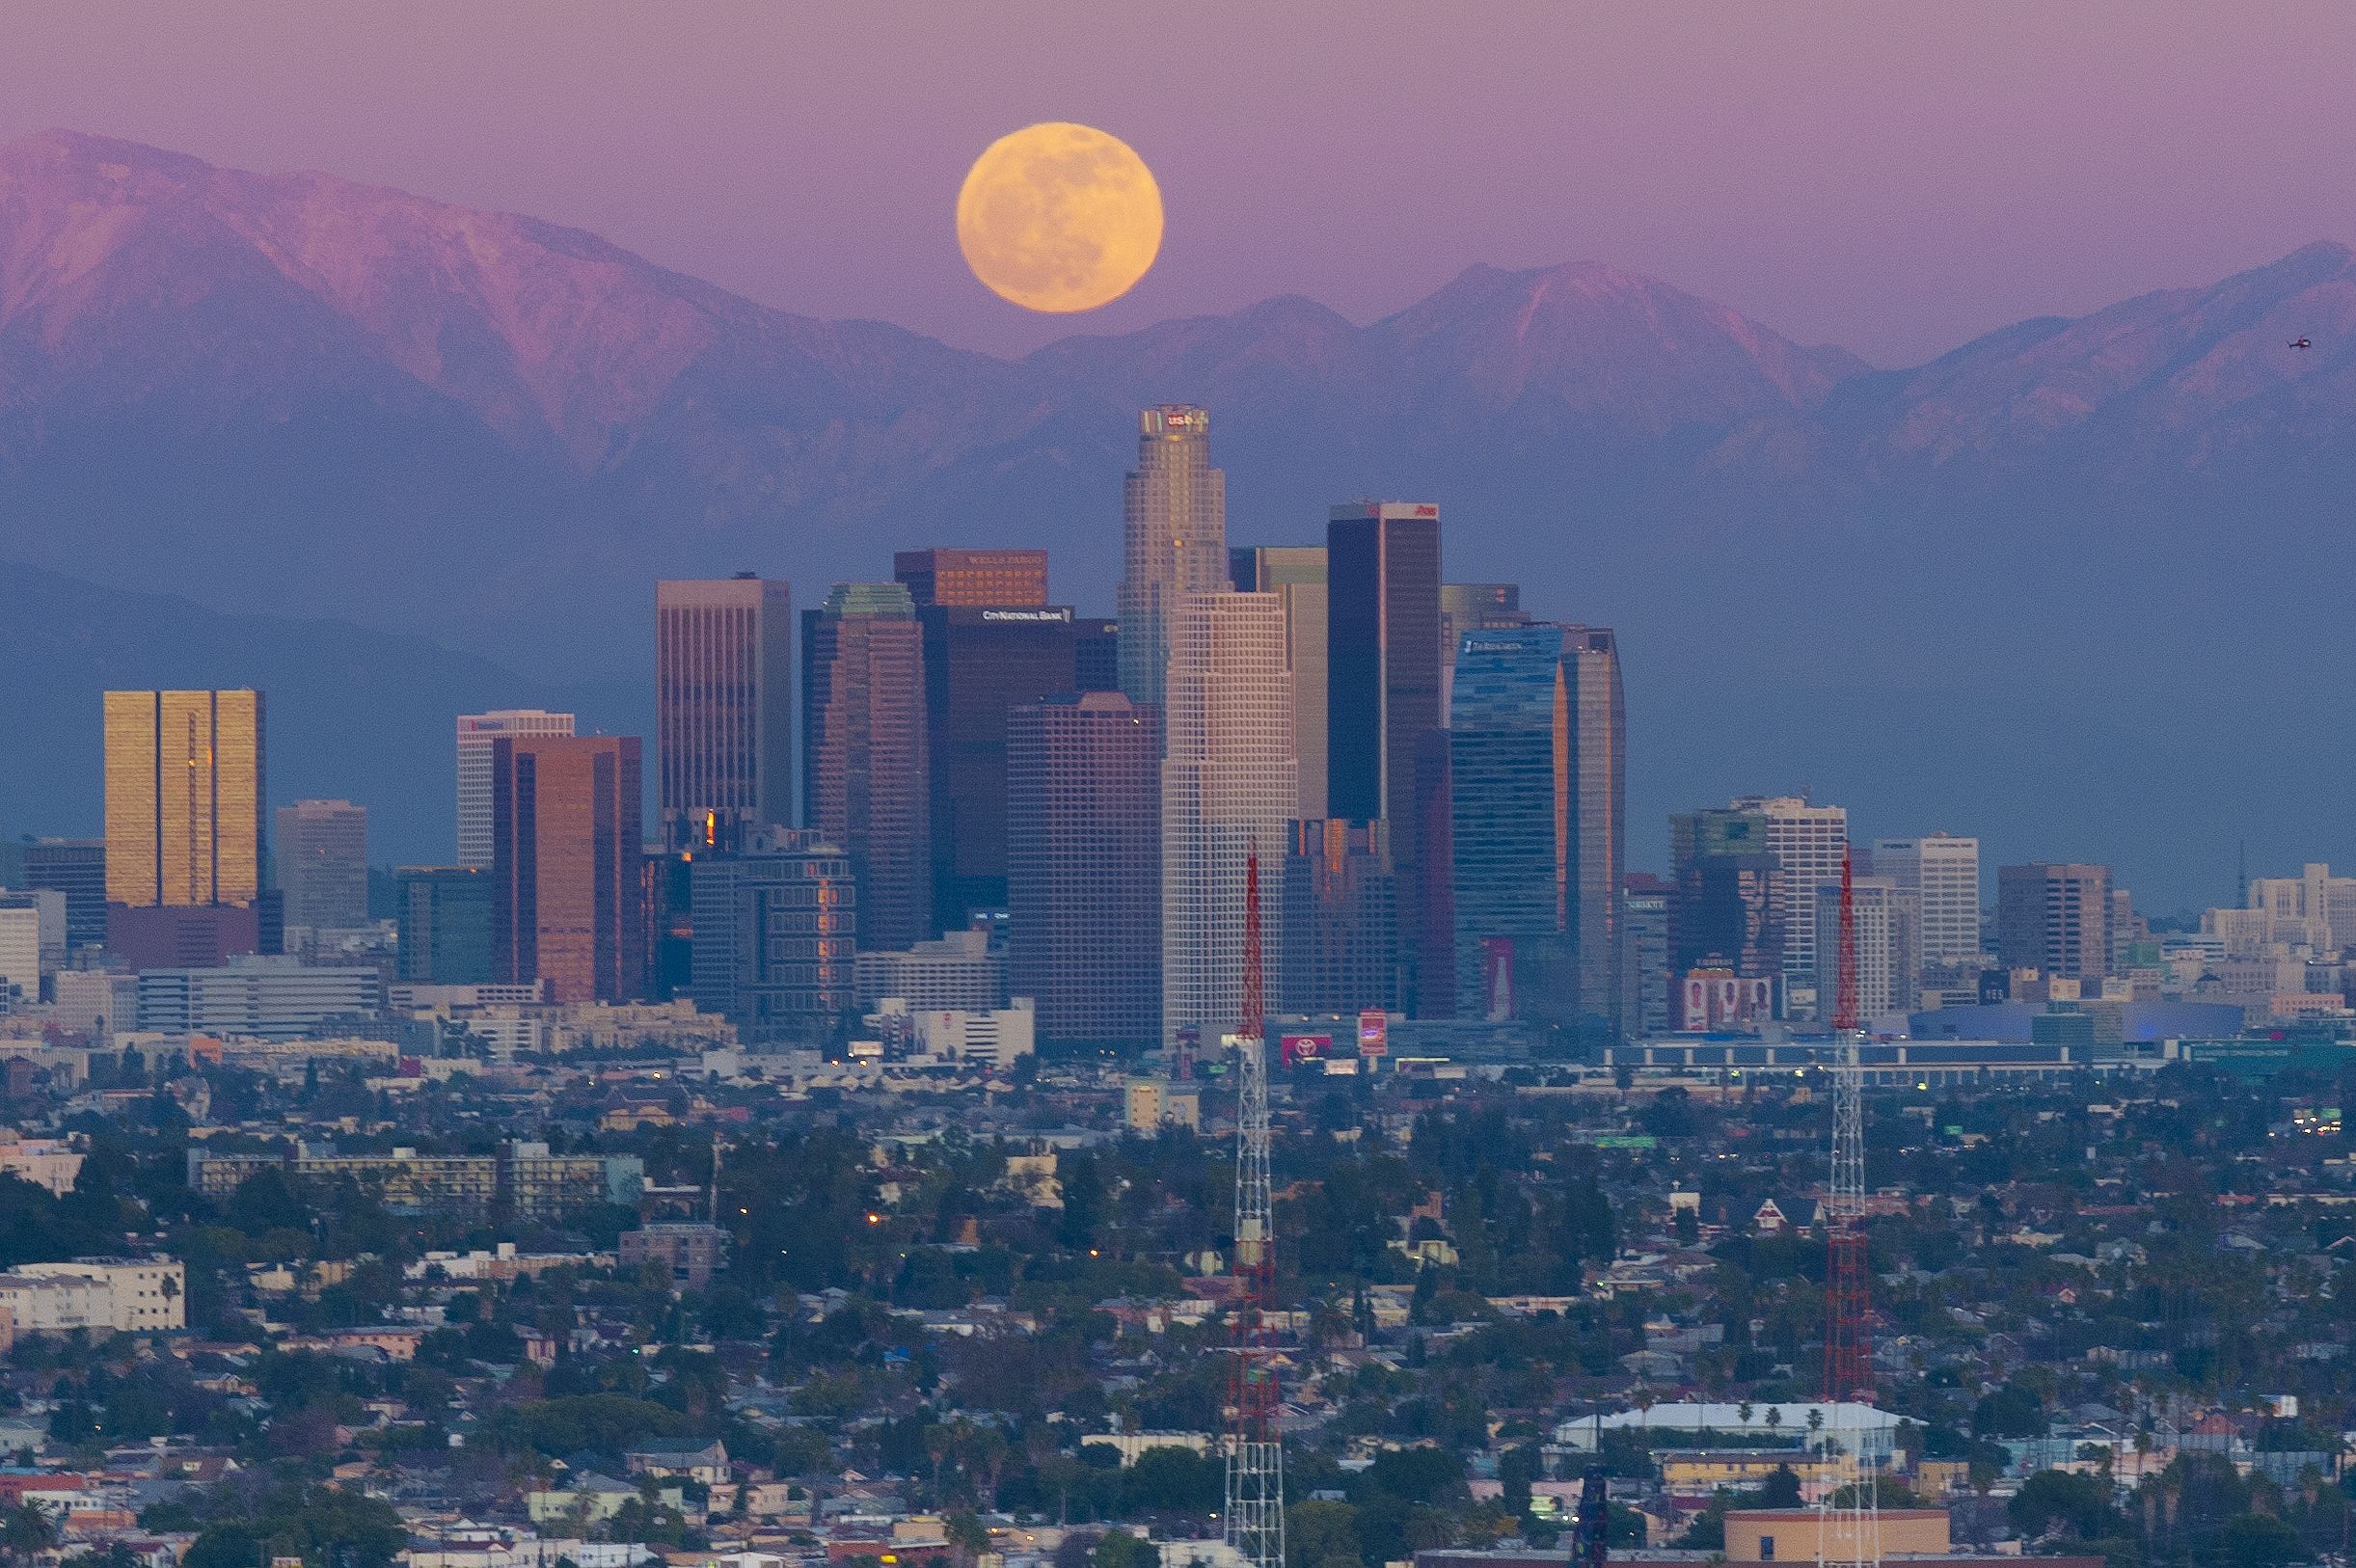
[7,1,2355,363]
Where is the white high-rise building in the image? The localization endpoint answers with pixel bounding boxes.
[0,903,43,1009]
[1118,406,1228,716]
[455,709,574,868]
[1734,795,1848,1019]
[1874,834,1982,971]
[2240,863,2356,954]
[1161,592,1297,1047]
[1814,876,1919,1022]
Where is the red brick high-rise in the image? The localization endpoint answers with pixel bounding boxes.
[492,735,645,1004]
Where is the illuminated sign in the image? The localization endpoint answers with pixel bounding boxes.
[1357,1009,1388,1057]
[1280,1033,1330,1065]
[981,608,1073,623]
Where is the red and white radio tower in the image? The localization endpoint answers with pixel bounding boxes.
[1822,848,1879,1567]
[1226,843,1285,1568]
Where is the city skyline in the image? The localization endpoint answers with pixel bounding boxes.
[4,17,2354,1568]
[0,119,2349,904]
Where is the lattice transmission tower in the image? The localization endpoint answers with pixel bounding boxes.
[1226,844,1285,1568]
[1821,848,1880,1568]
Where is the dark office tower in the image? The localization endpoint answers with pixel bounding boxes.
[1281,819,1397,1015]
[491,735,646,1004]
[644,851,696,1000]
[1562,628,1626,1041]
[18,840,105,950]
[1412,730,1454,1018]
[656,577,793,852]
[1232,545,1331,821]
[1007,692,1162,1050]
[1327,502,1442,940]
[1668,804,1782,1012]
[1075,618,1121,692]
[1118,406,1226,714]
[1621,873,1671,1040]
[691,827,856,1039]
[894,548,1049,608]
[897,557,1080,930]
[1447,626,1571,1021]
[394,866,497,984]
[802,583,932,951]
[1997,862,2113,981]
[275,799,368,931]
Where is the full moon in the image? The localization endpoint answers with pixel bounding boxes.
[957,122,1163,313]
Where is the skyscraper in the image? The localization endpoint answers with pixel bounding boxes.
[1997,862,2112,981]
[892,548,1048,608]
[490,734,645,1004]
[1230,545,1330,822]
[656,577,793,852]
[1075,617,1122,692]
[1668,805,1782,1010]
[395,866,497,985]
[1118,406,1226,715]
[1007,692,1162,1051]
[274,799,368,931]
[1161,592,1296,1046]
[1814,876,1920,1021]
[15,839,105,951]
[1621,873,1671,1040]
[691,827,856,1038]
[1438,582,1529,721]
[1281,819,1397,1015]
[1444,625,1622,1036]
[1562,628,1626,1039]
[1447,627,1568,1022]
[803,583,932,951]
[1873,834,1983,972]
[104,689,264,909]
[897,552,1080,932]
[1733,795,1848,1019]
[1327,502,1442,874]
[456,710,573,868]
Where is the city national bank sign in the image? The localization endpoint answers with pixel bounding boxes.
[982,608,1074,624]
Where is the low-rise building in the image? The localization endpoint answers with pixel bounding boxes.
[0,1256,184,1341]
[0,1130,83,1196]
[619,1223,730,1289]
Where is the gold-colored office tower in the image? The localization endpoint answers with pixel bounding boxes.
[103,689,265,907]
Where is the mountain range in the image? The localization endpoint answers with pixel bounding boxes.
[5,127,2354,903]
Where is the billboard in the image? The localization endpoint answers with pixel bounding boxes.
[1280,1033,1330,1066]
[1357,1009,1389,1058]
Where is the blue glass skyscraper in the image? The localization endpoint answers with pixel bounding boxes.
[1447,623,1624,1038]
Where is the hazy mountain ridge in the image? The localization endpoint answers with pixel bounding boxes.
[4,129,2356,900]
